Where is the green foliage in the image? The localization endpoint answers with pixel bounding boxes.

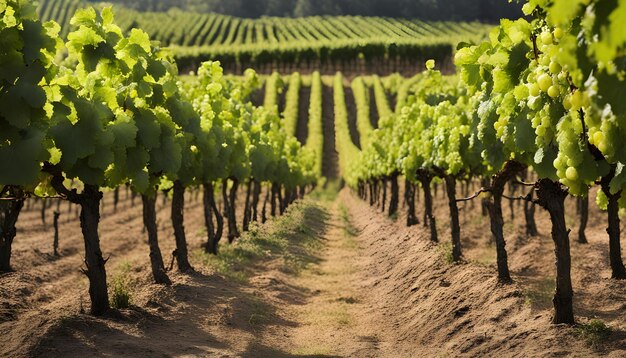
[77,0,522,22]
[575,319,611,348]
[338,204,358,237]
[36,0,493,72]
[333,0,626,213]
[282,73,301,137]
[303,71,324,179]
[438,242,455,264]
[109,262,132,309]
[0,0,59,186]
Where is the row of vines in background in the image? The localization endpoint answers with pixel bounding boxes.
[35,0,491,74]
[337,0,626,325]
[0,2,321,316]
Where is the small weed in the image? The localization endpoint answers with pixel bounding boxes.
[247,297,270,325]
[339,204,358,237]
[438,242,455,264]
[389,212,398,221]
[292,345,331,356]
[336,296,358,304]
[309,180,340,202]
[522,277,554,310]
[334,309,352,325]
[575,319,611,348]
[109,262,132,309]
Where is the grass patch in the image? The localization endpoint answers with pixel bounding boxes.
[438,242,455,264]
[336,296,358,304]
[470,244,497,266]
[575,319,611,348]
[194,200,326,281]
[309,179,341,202]
[292,345,331,356]
[247,297,272,326]
[338,204,358,237]
[109,262,132,309]
[522,277,554,310]
[306,306,352,327]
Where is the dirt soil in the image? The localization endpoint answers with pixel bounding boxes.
[0,186,625,357]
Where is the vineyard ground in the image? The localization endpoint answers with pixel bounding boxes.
[0,184,625,356]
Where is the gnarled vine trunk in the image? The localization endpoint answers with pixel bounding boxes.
[535,179,575,324]
[270,182,278,217]
[80,185,110,315]
[278,184,285,215]
[251,180,261,222]
[53,211,60,256]
[243,180,252,232]
[405,179,418,227]
[487,161,524,284]
[417,171,437,242]
[113,187,119,212]
[524,198,539,237]
[603,188,626,279]
[444,175,462,262]
[142,194,171,285]
[229,178,240,241]
[262,185,270,223]
[600,168,626,279]
[381,178,387,212]
[203,183,223,255]
[46,165,111,316]
[172,180,192,272]
[0,187,24,272]
[388,173,399,217]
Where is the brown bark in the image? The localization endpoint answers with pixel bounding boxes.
[227,178,240,242]
[388,173,399,217]
[381,178,387,212]
[171,180,192,272]
[79,185,110,315]
[142,194,171,285]
[405,179,418,227]
[243,180,252,231]
[535,179,575,324]
[270,182,278,217]
[53,211,60,256]
[0,187,24,272]
[44,164,111,316]
[487,161,525,284]
[251,180,261,222]
[600,168,626,279]
[113,187,119,212]
[278,184,285,215]
[262,184,269,223]
[417,171,437,242]
[203,182,223,255]
[444,175,462,262]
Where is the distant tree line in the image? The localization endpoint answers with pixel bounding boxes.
[92,0,522,22]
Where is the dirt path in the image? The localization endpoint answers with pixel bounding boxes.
[273,199,403,356]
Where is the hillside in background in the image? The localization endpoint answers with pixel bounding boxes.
[87,0,522,22]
